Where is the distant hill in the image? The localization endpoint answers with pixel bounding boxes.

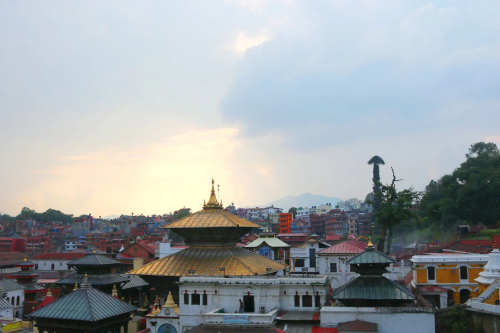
[251,193,343,211]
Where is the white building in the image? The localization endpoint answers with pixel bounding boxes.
[0,280,24,318]
[310,204,333,216]
[244,206,282,221]
[317,240,367,289]
[145,275,329,333]
[157,242,189,259]
[289,239,329,274]
[31,253,85,271]
[64,241,78,251]
[296,207,310,222]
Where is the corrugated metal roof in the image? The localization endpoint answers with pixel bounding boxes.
[332,276,414,300]
[348,247,395,264]
[68,254,121,266]
[0,280,24,291]
[0,298,12,310]
[163,209,259,229]
[317,240,367,255]
[28,287,137,321]
[56,273,130,286]
[121,275,149,290]
[128,246,285,276]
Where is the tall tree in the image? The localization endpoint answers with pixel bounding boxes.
[368,155,385,235]
[339,198,363,212]
[371,167,421,254]
[420,142,500,227]
[288,207,297,218]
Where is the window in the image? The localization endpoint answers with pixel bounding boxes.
[295,259,305,268]
[315,295,321,307]
[460,266,468,280]
[330,263,337,272]
[11,298,14,305]
[16,296,20,306]
[294,295,300,307]
[202,294,208,305]
[184,293,189,305]
[350,264,357,272]
[302,295,313,307]
[427,267,436,281]
[191,293,200,305]
[309,249,316,268]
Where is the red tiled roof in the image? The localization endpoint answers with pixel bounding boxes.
[37,294,56,309]
[317,240,367,254]
[0,252,26,261]
[337,320,378,332]
[136,241,155,254]
[32,253,85,260]
[312,327,338,333]
[445,240,493,254]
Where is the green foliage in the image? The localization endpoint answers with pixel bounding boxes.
[473,229,500,237]
[16,207,74,223]
[441,305,470,333]
[371,168,421,253]
[420,142,500,227]
[173,208,191,220]
[339,235,348,241]
[288,207,297,218]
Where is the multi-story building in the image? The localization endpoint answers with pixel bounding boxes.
[356,213,372,235]
[279,213,292,234]
[25,236,51,254]
[296,207,310,222]
[289,238,330,274]
[0,238,26,253]
[310,203,333,216]
[347,217,357,236]
[32,253,85,271]
[411,253,489,308]
[309,214,326,235]
[244,206,282,221]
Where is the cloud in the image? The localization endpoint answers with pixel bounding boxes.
[231,32,272,54]
[484,135,500,143]
[220,1,500,149]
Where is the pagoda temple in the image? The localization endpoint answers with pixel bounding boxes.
[29,274,137,333]
[332,239,415,307]
[56,252,130,294]
[10,257,45,315]
[129,179,285,300]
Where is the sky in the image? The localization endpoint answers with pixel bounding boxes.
[1,0,499,217]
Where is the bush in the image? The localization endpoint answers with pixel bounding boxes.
[441,305,470,333]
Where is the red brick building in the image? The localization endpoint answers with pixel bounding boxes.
[122,241,156,264]
[0,238,26,252]
[279,213,293,234]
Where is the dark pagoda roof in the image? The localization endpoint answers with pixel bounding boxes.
[0,279,24,291]
[121,275,149,290]
[16,259,35,267]
[10,270,39,278]
[68,254,121,267]
[348,246,395,265]
[332,276,414,301]
[56,273,130,286]
[29,277,137,321]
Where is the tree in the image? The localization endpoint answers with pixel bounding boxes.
[441,305,470,333]
[288,207,297,218]
[368,155,385,186]
[339,198,363,212]
[17,207,36,220]
[420,142,500,227]
[371,167,421,254]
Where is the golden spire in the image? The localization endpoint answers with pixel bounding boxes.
[164,291,180,315]
[112,284,118,298]
[204,178,222,209]
[24,256,27,261]
[73,283,79,291]
[46,288,53,297]
[367,237,373,247]
[494,241,498,250]
[93,248,96,253]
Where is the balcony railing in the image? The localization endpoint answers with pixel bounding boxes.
[204,308,279,325]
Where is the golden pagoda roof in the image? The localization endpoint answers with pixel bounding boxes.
[163,179,259,229]
[128,246,285,277]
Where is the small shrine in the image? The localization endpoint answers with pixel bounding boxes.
[11,257,45,315]
[36,289,56,310]
[145,292,180,333]
[244,232,290,260]
[56,252,130,294]
[332,239,415,307]
[29,274,137,333]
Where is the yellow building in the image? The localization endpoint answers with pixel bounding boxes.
[411,253,488,308]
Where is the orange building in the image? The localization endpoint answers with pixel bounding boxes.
[279,213,293,234]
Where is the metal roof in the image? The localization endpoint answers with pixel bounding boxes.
[68,254,121,266]
[56,273,130,286]
[163,209,259,229]
[332,276,415,300]
[0,298,12,310]
[348,247,395,264]
[121,275,149,290]
[245,237,290,249]
[0,279,24,291]
[318,240,367,255]
[337,319,378,332]
[128,246,285,277]
[28,286,137,321]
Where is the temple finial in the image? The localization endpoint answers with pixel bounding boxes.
[367,237,373,247]
[112,284,118,298]
[494,241,498,250]
[93,248,96,253]
[24,256,27,261]
[204,178,221,209]
[73,283,79,291]
[46,288,53,297]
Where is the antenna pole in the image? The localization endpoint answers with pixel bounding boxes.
[217,184,220,201]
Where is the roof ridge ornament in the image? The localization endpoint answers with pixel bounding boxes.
[80,272,91,289]
[203,178,223,210]
[73,283,79,291]
[367,237,373,248]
